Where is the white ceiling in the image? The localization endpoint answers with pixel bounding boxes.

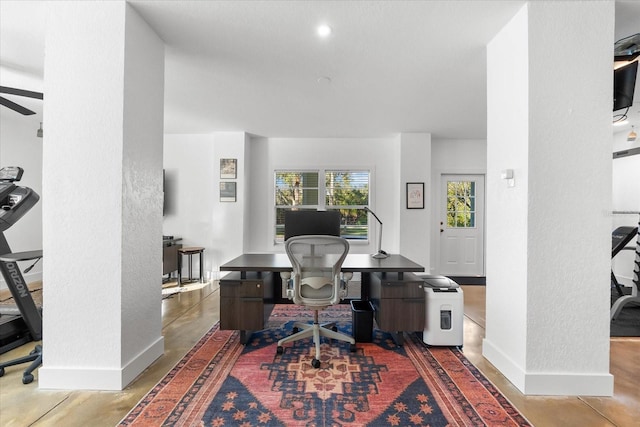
[1,1,639,139]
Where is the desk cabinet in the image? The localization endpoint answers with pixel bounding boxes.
[370,272,425,333]
[162,243,182,276]
[220,272,273,334]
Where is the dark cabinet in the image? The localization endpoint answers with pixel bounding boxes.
[370,272,425,333]
[162,243,182,276]
[220,272,273,341]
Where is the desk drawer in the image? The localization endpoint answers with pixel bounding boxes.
[220,280,264,298]
[374,297,424,331]
[371,272,424,299]
[220,297,263,330]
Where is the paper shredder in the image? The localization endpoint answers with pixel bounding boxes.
[418,274,464,347]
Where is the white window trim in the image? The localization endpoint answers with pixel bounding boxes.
[272,167,374,246]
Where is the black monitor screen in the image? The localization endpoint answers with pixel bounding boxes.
[284,210,341,240]
[613,61,638,111]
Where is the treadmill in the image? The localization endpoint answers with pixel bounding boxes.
[611,226,638,296]
[0,166,43,383]
[611,224,640,321]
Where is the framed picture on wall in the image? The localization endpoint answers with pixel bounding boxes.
[220,182,237,202]
[406,182,424,209]
[220,158,237,179]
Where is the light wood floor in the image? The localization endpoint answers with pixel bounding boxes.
[1,284,638,426]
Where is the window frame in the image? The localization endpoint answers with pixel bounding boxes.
[274,168,372,243]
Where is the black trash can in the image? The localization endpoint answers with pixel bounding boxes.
[351,300,375,342]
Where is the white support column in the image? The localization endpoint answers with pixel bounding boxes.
[484,2,614,396]
[39,1,165,390]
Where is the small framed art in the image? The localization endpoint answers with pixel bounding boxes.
[406,182,424,209]
[220,158,237,179]
[220,182,237,202]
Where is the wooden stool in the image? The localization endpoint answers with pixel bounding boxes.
[177,246,205,285]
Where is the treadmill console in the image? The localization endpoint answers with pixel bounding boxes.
[0,167,39,232]
[0,167,24,182]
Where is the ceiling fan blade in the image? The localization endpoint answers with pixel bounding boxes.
[0,96,36,115]
[0,86,43,100]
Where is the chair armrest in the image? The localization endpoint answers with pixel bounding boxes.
[280,272,294,299]
[339,272,353,299]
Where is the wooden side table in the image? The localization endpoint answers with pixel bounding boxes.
[177,246,205,285]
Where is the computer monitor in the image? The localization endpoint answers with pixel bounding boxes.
[284,210,341,240]
[613,61,638,111]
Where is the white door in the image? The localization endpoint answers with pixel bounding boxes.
[439,175,485,276]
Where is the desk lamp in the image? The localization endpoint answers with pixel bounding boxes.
[364,207,388,259]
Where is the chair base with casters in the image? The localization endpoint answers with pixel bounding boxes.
[0,344,42,384]
[276,235,356,369]
[276,309,356,369]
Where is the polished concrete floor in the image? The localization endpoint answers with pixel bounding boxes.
[0,284,638,426]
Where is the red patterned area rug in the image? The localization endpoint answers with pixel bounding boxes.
[120,305,530,426]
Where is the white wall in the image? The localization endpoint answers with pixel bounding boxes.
[485,2,614,396]
[246,137,403,257]
[163,134,216,277]
[39,2,165,390]
[399,133,431,269]
[485,5,530,381]
[163,132,246,280]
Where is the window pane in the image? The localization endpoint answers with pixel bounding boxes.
[275,171,319,206]
[325,170,369,207]
[325,171,369,240]
[446,180,476,229]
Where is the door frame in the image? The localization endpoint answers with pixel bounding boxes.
[435,172,486,277]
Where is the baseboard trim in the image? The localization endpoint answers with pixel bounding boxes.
[449,276,486,285]
[39,336,164,390]
[122,336,165,388]
[483,338,613,396]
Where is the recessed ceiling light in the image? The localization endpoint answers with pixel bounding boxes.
[317,24,332,38]
[317,76,332,84]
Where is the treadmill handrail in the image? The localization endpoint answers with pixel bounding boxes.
[0,250,43,262]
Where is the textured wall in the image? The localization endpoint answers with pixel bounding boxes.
[485,3,530,379]
[40,2,164,390]
[120,4,165,386]
[485,2,614,396]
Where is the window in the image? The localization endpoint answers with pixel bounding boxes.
[275,169,370,241]
[446,180,476,228]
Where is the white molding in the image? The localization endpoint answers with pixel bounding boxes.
[39,336,164,390]
[483,338,614,396]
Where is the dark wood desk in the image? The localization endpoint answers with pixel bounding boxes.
[221,252,422,272]
[219,253,425,344]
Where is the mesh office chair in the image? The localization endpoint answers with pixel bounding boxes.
[276,235,356,368]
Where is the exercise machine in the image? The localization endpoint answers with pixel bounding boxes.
[0,166,43,384]
[611,226,638,296]
[610,220,640,321]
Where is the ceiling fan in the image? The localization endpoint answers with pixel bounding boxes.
[0,86,44,115]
